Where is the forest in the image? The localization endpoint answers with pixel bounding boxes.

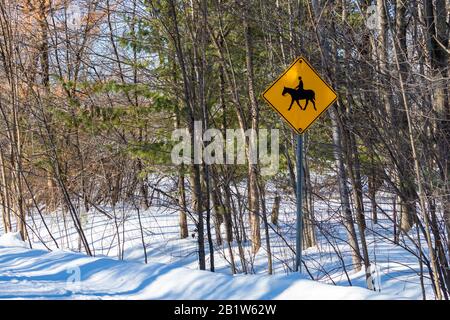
[0,0,448,300]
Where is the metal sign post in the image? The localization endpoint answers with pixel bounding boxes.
[262,56,337,274]
[295,134,303,272]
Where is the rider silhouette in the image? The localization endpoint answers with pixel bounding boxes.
[296,76,304,91]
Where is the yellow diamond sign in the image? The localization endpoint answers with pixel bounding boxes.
[262,57,337,134]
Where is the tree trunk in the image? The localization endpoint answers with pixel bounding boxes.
[241,2,261,254]
[178,171,189,239]
[423,0,450,241]
[0,150,11,233]
[167,0,206,270]
[331,107,362,272]
[271,194,281,226]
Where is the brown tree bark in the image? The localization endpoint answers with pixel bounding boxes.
[241,1,261,254]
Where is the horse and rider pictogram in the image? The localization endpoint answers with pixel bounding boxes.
[282,76,316,111]
[262,57,337,134]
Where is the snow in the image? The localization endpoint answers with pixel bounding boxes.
[0,183,435,300]
[0,232,28,248]
[0,237,398,299]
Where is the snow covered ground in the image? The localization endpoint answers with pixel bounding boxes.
[0,183,435,300]
[0,233,398,299]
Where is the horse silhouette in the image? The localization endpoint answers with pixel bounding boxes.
[282,87,316,111]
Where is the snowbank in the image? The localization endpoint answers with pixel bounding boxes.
[0,232,28,248]
[0,244,399,300]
